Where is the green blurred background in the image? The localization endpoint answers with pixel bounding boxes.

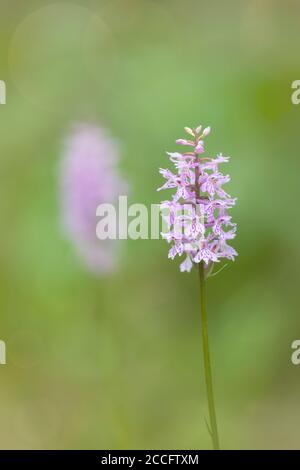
[0,0,299,450]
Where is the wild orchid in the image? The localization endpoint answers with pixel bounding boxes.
[158,125,237,449]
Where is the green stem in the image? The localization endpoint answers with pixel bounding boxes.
[198,261,220,450]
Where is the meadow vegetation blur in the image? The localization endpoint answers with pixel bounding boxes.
[0,0,299,449]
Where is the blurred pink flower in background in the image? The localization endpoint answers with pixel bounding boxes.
[60,123,127,275]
